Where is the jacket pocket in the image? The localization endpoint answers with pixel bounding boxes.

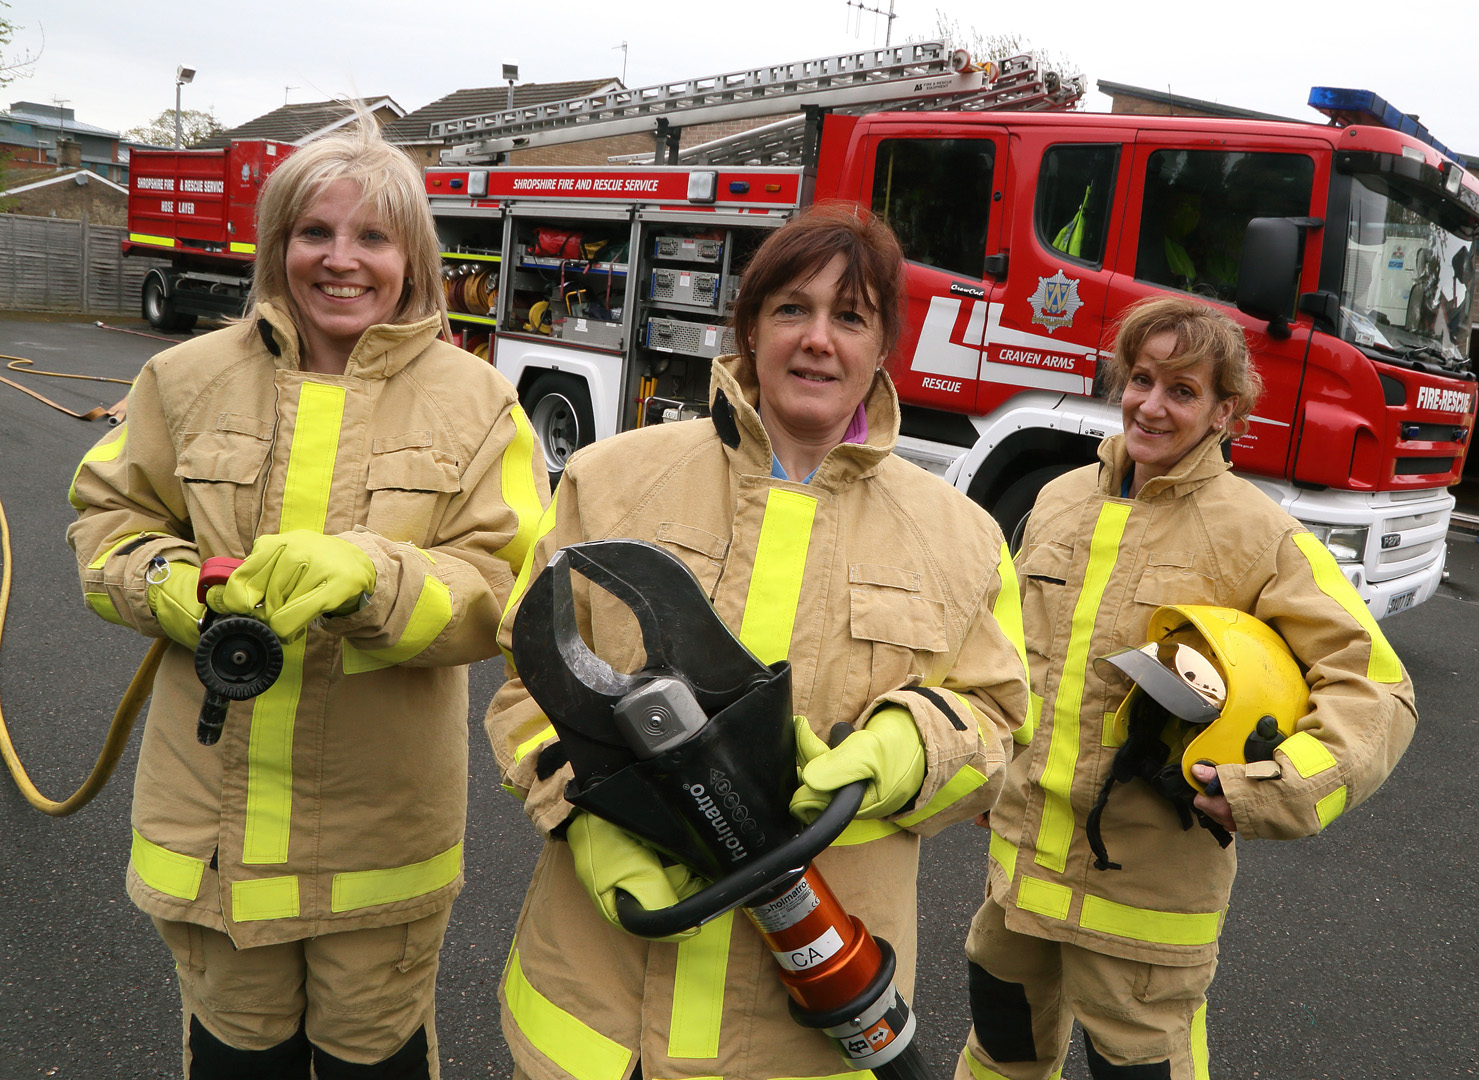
[1017,539,1074,677]
[1132,550,1215,610]
[655,521,729,599]
[849,567,948,703]
[175,422,273,549]
[364,434,461,546]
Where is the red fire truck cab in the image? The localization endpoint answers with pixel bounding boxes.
[428,88,1477,619]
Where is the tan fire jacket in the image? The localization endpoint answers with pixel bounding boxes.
[67,301,548,948]
[484,356,1030,1080]
[987,431,1417,966]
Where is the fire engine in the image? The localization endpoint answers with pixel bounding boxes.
[123,139,293,330]
[427,45,1477,620]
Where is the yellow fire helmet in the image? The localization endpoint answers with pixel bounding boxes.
[1099,605,1311,794]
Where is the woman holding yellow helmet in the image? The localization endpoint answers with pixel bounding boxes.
[956,295,1417,1080]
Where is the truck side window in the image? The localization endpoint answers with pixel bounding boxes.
[1134,149,1314,301]
[871,138,995,278]
[1037,144,1118,266]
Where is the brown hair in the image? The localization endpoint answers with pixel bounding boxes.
[731,202,905,369]
[1107,296,1262,436]
[244,112,449,340]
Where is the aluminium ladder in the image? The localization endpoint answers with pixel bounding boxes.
[435,40,1077,165]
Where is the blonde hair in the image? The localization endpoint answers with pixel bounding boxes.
[1106,296,1262,437]
[245,113,448,340]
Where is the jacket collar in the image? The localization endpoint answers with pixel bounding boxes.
[1098,429,1232,500]
[255,299,443,379]
[708,355,900,488]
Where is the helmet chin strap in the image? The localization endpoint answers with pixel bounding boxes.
[1085,692,1233,872]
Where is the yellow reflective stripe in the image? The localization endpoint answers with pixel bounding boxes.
[961,1047,1059,1080]
[495,405,543,569]
[1279,730,1337,778]
[514,724,556,763]
[1015,691,1041,746]
[278,383,344,533]
[989,830,1017,882]
[992,540,1029,682]
[85,592,125,625]
[1101,709,1120,747]
[1016,876,1073,921]
[70,424,127,509]
[504,947,632,1080]
[130,828,204,900]
[738,489,818,664]
[1037,503,1130,872]
[129,233,175,248]
[244,633,306,863]
[1079,894,1222,946]
[668,910,733,1059]
[331,841,462,912]
[229,241,256,254]
[499,492,560,663]
[243,382,343,865]
[895,764,987,828]
[231,875,300,921]
[1316,786,1348,829]
[1292,532,1401,683]
[833,818,902,845]
[1191,1000,1209,1080]
[341,576,453,673]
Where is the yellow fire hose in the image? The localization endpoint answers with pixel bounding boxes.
[0,354,162,814]
[0,496,166,815]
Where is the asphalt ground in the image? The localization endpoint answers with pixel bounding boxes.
[0,313,1474,1079]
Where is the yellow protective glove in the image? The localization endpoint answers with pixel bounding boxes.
[145,561,204,649]
[219,531,376,640]
[566,812,703,941]
[789,707,926,823]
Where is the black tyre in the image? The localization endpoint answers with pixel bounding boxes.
[988,464,1075,554]
[141,273,197,332]
[526,372,595,483]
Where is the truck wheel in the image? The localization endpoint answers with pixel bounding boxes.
[989,464,1074,553]
[142,274,196,333]
[526,373,594,483]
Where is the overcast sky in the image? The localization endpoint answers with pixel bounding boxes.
[5,0,1477,156]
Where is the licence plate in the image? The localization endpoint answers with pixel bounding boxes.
[1385,588,1417,616]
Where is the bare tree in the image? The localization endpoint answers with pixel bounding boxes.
[125,108,225,149]
[929,9,1080,83]
[0,1,42,87]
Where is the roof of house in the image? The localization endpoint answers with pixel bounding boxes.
[1096,80,1303,124]
[195,96,403,149]
[0,168,129,197]
[383,79,623,143]
[3,101,120,139]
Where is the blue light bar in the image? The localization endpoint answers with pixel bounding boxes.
[1309,86,1458,162]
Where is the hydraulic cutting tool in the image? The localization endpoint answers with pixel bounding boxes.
[511,539,934,1079]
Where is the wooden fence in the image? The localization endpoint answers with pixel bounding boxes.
[0,214,165,315]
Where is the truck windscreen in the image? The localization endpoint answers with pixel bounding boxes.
[1340,171,1474,369]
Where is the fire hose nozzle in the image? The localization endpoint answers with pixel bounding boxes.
[192,557,284,745]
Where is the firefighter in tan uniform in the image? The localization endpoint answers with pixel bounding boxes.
[67,122,548,1078]
[486,207,1030,1080]
[957,297,1417,1080]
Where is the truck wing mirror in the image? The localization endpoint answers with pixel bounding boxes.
[1238,217,1323,340]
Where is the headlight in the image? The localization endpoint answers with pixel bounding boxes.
[1306,523,1369,562]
